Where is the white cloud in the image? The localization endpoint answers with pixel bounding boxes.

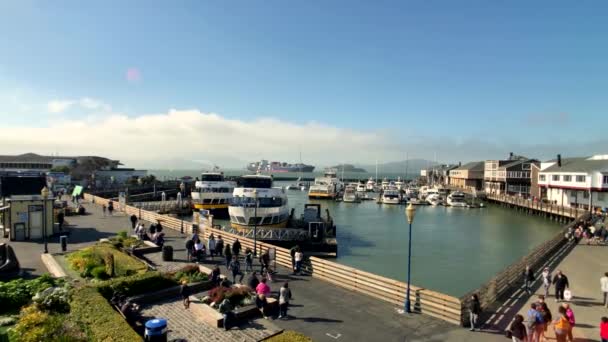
[47,100,75,113]
[46,97,111,113]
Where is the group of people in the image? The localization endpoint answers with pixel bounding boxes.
[131,215,165,247]
[566,216,608,245]
[526,266,571,302]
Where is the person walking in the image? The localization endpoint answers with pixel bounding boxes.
[601,272,608,308]
[279,282,292,319]
[102,204,107,217]
[224,244,232,268]
[247,271,259,290]
[553,306,571,342]
[553,270,570,302]
[130,214,138,230]
[218,298,234,331]
[469,294,481,331]
[228,256,244,284]
[294,248,304,275]
[260,250,270,275]
[601,316,608,342]
[232,238,242,258]
[541,267,551,298]
[216,235,224,257]
[562,303,575,341]
[57,211,65,231]
[208,234,216,259]
[539,302,552,340]
[527,303,544,342]
[245,248,253,272]
[107,201,114,216]
[508,314,528,342]
[289,245,298,270]
[524,265,535,295]
[180,280,191,309]
[185,239,195,262]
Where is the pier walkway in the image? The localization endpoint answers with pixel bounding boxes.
[486,193,588,220]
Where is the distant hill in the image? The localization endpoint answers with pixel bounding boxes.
[354,159,437,175]
[330,164,367,173]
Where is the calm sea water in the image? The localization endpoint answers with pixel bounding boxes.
[151,170,562,297]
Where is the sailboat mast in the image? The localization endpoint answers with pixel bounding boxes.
[375,160,378,183]
[405,152,408,181]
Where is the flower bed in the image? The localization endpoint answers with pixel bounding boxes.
[66,243,147,280]
[0,274,63,314]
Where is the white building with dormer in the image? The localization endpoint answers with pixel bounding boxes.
[537,154,608,211]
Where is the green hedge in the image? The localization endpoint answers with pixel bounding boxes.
[69,287,141,342]
[0,274,62,314]
[96,271,178,300]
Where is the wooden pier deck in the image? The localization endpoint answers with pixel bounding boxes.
[485,193,588,220]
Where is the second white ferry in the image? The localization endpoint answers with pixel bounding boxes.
[308,169,344,199]
[191,171,235,218]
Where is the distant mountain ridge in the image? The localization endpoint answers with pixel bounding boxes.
[329,164,367,173]
[353,159,437,174]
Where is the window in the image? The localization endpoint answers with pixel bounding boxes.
[576,175,586,183]
[522,163,531,170]
[552,175,560,181]
[603,175,608,184]
[583,191,589,199]
[598,193,605,201]
[539,175,546,181]
[563,175,572,182]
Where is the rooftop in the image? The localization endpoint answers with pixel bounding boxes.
[452,161,484,172]
[542,155,608,173]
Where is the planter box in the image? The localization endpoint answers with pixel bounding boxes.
[189,291,278,328]
[128,281,213,305]
[132,241,161,255]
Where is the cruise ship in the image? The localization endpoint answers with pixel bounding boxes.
[191,171,235,217]
[247,160,315,173]
[228,174,290,231]
[308,169,344,199]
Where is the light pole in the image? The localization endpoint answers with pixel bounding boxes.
[41,186,50,254]
[179,182,186,234]
[404,203,417,313]
[253,189,258,256]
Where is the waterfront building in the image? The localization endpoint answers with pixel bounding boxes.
[484,153,538,197]
[448,161,484,191]
[0,153,76,173]
[422,164,459,186]
[537,154,608,211]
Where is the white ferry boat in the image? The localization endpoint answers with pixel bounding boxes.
[191,171,235,217]
[308,169,343,199]
[447,191,467,207]
[343,184,360,203]
[381,188,401,204]
[228,174,289,231]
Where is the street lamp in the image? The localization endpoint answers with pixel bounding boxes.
[253,189,258,256]
[41,186,50,254]
[404,203,417,313]
[179,182,186,234]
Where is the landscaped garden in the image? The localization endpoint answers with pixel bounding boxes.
[66,240,147,280]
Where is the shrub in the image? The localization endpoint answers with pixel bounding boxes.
[90,266,109,280]
[69,287,141,342]
[207,286,252,307]
[0,274,62,314]
[117,231,128,239]
[265,331,312,342]
[32,286,71,313]
[104,253,115,277]
[10,305,86,342]
[96,272,178,300]
[169,265,208,284]
[66,245,146,279]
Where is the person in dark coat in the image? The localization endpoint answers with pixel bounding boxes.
[107,201,114,215]
[232,239,242,258]
[524,265,535,295]
[216,235,224,257]
[508,314,527,341]
[180,280,191,309]
[468,294,481,331]
[248,271,260,290]
[130,214,138,229]
[553,270,570,302]
[57,211,65,231]
[224,244,232,268]
[209,266,221,286]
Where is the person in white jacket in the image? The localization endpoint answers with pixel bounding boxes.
[542,267,552,298]
[601,272,608,308]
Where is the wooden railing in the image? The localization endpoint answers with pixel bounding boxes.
[486,194,588,219]
[84,193,463,325]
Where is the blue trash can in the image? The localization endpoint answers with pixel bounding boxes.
[144,318,167,342]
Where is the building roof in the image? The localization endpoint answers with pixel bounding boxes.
[542,155,608,173]
[452,161,484,172]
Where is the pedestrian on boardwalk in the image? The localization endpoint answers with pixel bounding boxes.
[180,280,191,309]
[107,201,114,216]
[232,238,242,258]
[208,234,216,259]
[600,316,608,342]
[507,314,527,342]
[209,266,221,286]
[278,282,292,319]
[553,306,571,342]
[541,267,551,298]
[527,303,544,342]
[260,250,270,275]
[218,298,234,331]
[468,294,481,331]
[224,244,232,268]
[601,272,608,308]
[553,270,570,302]
[255,278,271,319]
[102,204,107,217]
[216,235,224,257]
[524,265,535,295]
[289,245,299,270]
[294,248,304,275]
[130,214,137,229]
[228,256,244,284]
[57,211,65,231]
[245,248,253,272]
[248,271,259,291]
[561,303,575,341]
[185,239,195,262]
[539,302,552,340]
[194,239,206,262]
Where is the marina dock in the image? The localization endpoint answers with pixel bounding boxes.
[485,193,588,221]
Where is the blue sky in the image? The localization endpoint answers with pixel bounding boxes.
[0,1,607,167]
